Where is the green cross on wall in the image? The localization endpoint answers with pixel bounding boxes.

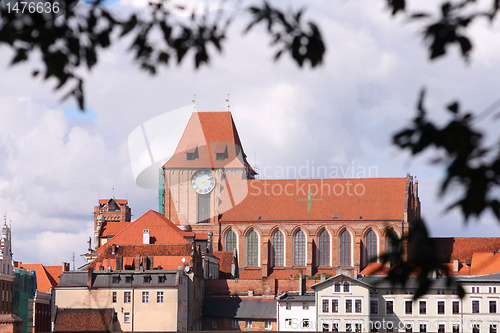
[297,188,323,212]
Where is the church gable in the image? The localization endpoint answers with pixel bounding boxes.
[163,112,249,170]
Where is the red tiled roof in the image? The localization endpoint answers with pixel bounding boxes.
[53,308,113,332]
[99,199,127,205]
[44,265,63,284]
[359,263,388,276]
[432,237,500,263]
[87,244,192,270]
[163,112,247,169]
[220,178,408,222]
[213,251,234,277]
[94,210,190,254]
[18,264,58,293]
[469,252,500,275]
[101,222,131,237]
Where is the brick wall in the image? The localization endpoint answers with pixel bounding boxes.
[206,278,319,296]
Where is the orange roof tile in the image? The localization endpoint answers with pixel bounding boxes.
[469,252,500,275]
[44,265,63,284]
[359,263,388,276]
[432,237,500,263]
[98,199,127,205]
[220,178,408,222]
[18,264,58,293]
[163,112,248,170]
[88,244,192,270]
[94,210,190,254]
[101,222,131,237]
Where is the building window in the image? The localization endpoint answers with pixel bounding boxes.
[419,301,427,314]
[197,193,210,223]
[453,301,460,314]
[212,319,218,329]
[420,324,427,332]
[346,323,352,332]
[232,320,238,328]
[405,300,412,314]
[112,276,120,283]
[370,300,378,314]
[490,324,497,333]
[405,323,413,332]
[346,299,352,313]
[285,319,292,328]
[225,229,237,253]
[344,282,350,292]
[323,323,330,332]
[286,302,291,310]
[490,300,497,313]
[303,302,309,310]
[142,291,149,303]
[124,292,131,303]
[158,275,166,283]
[271,230,284,267]
[157,291,163,303]
[322,299,329,313]
[364,229,377,266]
[334,282,341,292]
[302,319,310,328]
[453,325,460,333]
[355,324,362,332]
[332,322,339,332]
[439,324,445,333]
[293,229,306,266]
[438,301,445,314]
[385,228,398,256]
[355,299,362,313]
[125,276,132,283]
[332,299,339,313]
[472,300,480,313]
[245,320,252,329]
[124,312,131,323]
[340,229,351,266]
[386,300,394,314]
[473,324,480,333]
[246,229,259,266]
[265,320,272,330]
[318,229,330,266]
[112,292,116,303]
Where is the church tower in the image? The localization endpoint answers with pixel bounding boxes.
[160,112,255,245]
[0,216,13,276]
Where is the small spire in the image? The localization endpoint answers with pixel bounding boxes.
[112,185,115,199]
[225,94,230,111]
[192,94,197,111]
[3,213,6,226]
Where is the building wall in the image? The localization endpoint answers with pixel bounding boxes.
[203,317,276,331]
[315,278,371,332]
[278,300,316,331]
[55,287,180,331]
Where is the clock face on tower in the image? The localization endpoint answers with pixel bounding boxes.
[191,170,216,194]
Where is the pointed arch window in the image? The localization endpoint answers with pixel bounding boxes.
[364,229,377,264]
[339,229,351,266]
[246,229,259,267]
[293,229,306,266]
[318,229,330,266]
[270,230,284,267]
[225,228,237,253]
[386,228,398,256]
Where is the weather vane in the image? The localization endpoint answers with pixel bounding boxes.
[226,94,230,111]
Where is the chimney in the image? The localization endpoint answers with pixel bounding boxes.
[143,229,150,244]
[207,232,213,254]
[135,255,140,270]
[321,273,326,282]
[87,268,93,289]
[453,259,460,274]
[62,262,70,272]
[299,270,304,296]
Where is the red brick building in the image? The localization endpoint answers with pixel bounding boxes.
[160,112,421,279]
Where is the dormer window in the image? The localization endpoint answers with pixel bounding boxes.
[186,147,199,160]
[215,145,228,160]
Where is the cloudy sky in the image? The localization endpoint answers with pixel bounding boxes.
[1,0,500,267]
